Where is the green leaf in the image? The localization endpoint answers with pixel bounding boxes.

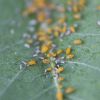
[0,0,100,100]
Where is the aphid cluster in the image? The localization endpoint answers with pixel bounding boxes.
[21,0,86,100]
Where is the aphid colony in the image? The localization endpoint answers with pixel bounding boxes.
[21,0,86,100]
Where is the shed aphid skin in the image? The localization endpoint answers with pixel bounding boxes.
[65,86,75,94]
[97,20,100,26]
[73,39,83,45]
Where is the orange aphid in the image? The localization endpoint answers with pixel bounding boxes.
[73,39,82,45]
[56,91,63,100]
[58,77,64,82]
[65,86,75,94]
[57,67,64,73]
[67,54,74,59]
[45,67,52,72]
[27,59,36,66]
[70,26,76,33]
[41,45,49,53]
[74,13,81,20]
[62,26,67,33]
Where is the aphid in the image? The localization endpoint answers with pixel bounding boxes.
[70,25,76,33]
[47,52,57,57]
[47,28,52,33]
[56,50,63,55]
[96,5,100,10]
[67,54,74,59]
[62,25,67,33]
[46,18,52,24]
[66,47,71,55]
[27,59,36,66]
[45,67,52,72]
[41,45,49,53]
[56,91,63,100]
[58,77,64,82]
[73,13,81,20]
[57,67,64,73]
[65,86,75,94]
[73,5,79,13]
[73,39,82,45]
[42,59,50,64]
[54,31,59,37]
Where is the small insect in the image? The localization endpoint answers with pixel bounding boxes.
[58,77,64,82]
[56,91,63,100]
[65,86,75,94]
[96,5,100,10]
[56,49,63,55]
[66,47,71,55]
[73,13,81,20]
[41,45,49,53]
[70,25,76,33]
[67,54,74,59]
[73,39,82,45]
[42,59,50,64]
[45,67,52,72]
[27,59,36,66]
[57,67,64,73]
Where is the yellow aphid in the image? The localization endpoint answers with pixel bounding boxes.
[37,12,45,22]
[96,6,100,10]
[58,77,64,82]
[62,26,67,33]
[58,18,65,24]
[47,28,52,33]
[70,26,76,33]
[73,5,79,13]
[56,91,63,100]
[22,5,36,16]
[47,52,57,57]
[41,45,49,53]
[73,39,82,45]
[42,59,50,64]
[57,67,64,73]
[56,50,63,55]
[46,18,52,24]
[74,13,81,20]
[65,87,75,94]
[46,67,52,72]
[54,31,59,37]
[66,48,71,55]
[27,59,36,66]
[67,54,74,59]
